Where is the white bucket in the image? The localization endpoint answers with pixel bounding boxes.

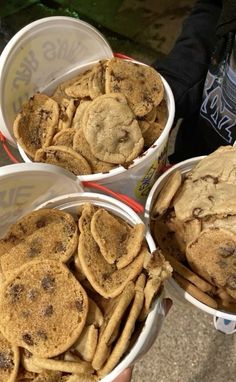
[0,162,83,237]
[0,16,175,204]
[0,181,165,382]
[144,157,236,322]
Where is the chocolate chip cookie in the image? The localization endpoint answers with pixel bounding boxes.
[82,94,144,164]
[35,145,92,175]
[13,93,59,158]
[105,58,164,116]
[0,260,88,358]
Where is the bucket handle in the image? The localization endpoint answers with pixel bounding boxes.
[0,132,19,164]
[82,181,144,214]
[114,52,134,60]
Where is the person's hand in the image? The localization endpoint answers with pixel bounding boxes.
[113,367,133,382]
[112,298,172,382]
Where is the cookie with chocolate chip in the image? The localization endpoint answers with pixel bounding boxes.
[78,204,146,298]
[0,330,19,382]
[34,145,92,175]
[0,219,78,279]
[0,209,78,266]
[105,57,164,117]
[186,228,236,299]
[0,260,88,358]
[72,101,92,130]
[73,129,115,173]
[88,60,107,99]
[64,70,92,99]
[13,93,59,158]
[52,128,76,148]
[91,208,145,268]
[82,94,144,164]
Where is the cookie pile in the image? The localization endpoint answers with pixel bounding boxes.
[151,146,236,313]
[13,57,167,175]
[0,205,172,381]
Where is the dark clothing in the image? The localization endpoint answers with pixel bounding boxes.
[154,0,236,163]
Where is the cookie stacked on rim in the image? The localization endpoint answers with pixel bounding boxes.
[13,58,167,175]
[151,146,236,314]
[0,205,172,381]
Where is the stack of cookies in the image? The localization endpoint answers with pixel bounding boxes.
[151,146,236,313]
[0,205,172,381]
[13,57,167,176]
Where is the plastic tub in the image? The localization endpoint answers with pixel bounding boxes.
[37,192,166,381]
[0,16,175,203]
[144,157,236,324]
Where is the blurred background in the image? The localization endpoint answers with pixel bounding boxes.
[1,2,236,382]
[0,0,195,63]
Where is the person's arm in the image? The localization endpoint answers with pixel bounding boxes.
[153,0,222,119]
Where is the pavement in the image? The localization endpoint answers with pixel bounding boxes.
[1,1,236,382]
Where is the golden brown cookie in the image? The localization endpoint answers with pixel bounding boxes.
[0,221,78,279]
[82,93,144,164]
[139,249,172,320]
[173,272,218,309]
[174,177,236,221]
[64,70,92,99]
[152,170,182,217]
[51,73,85,103]
[78,204,146,298]
[0,330,19,382]
[0,240,14,258]
[86,298,104,328]
[92,282,135,370]
[21,349,43,374]
[65,374,98,382]
[186,228,236,299]
[72,101,92,130]
[91,208,145,268]
[16,368,36,381]
[173,147,236,222]
[165,213,201,253]
[52,128,75,148]
[35,145,92,175]
[217,299,236,313]
[164,253,215,293]
[105,58,164,116]
[98,275,145,377]
[151,213,186,262]
[13,94,59,158]
[72,324,98,362]
[57,99,76,131]
[88,60,106,99]
[0,209,77,258]
[73,129,115,173]
[143,106,157,123]
[32,357,93,375]
[142,122,164,148]
[31,370,62,382]
[138,120,150,135]
[202,214,236,235]
[0,260,88,358]
[155,99,168,126]
[186,145,236,184]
